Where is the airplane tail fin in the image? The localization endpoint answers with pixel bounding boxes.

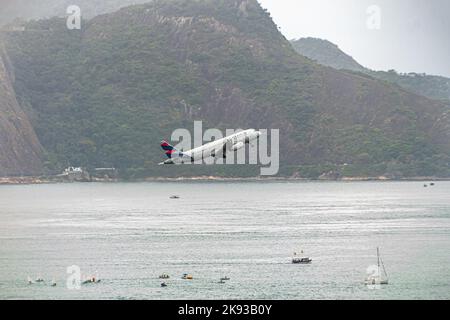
[161,141,177,158]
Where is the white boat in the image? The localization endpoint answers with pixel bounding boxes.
[365,247,389,285]
[292,250,312,264]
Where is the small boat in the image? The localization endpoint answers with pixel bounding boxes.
[82,276,101,285]
[424,184,428,187]
[161,282,168,287]
[220,276,230,281]
[51,279,57,287]
[218,280,226,284]
[182,274,193,280]
[27,276,34,285]
[292,257,312,264]
[365,247,389,286]
[292,250,312,264]
[430,183,435,186]
[35,277,45,283]
[170,195,180,199]
[159,273,170,279]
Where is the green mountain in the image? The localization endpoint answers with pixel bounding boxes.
[1,0,449,178]
[291,37,366,73]
[291,37,450,101]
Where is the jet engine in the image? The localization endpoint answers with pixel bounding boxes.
[231,142,245,151]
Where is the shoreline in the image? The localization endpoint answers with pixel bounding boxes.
[1,175,449,185]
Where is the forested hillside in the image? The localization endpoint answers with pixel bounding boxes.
[1,0,449,178]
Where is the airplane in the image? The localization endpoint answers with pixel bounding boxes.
[159,129,261,165]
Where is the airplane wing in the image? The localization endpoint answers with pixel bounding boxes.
[214,139,233,159]
[213,138,245,159]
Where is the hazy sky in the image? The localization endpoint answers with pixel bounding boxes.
[258,0,450,77]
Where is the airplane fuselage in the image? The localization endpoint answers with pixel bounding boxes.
[160,129,261,165]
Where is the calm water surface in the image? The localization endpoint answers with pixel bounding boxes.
[0,181,449,300]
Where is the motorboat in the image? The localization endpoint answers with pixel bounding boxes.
[82,276,101,285]
[292,250,312,264]
[292,257,312,264]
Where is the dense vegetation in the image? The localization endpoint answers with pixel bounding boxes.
[370,70,450,102]
[2,0,449,179]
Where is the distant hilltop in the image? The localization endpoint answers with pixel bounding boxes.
[291,37,450,101]
[291,37,366,73]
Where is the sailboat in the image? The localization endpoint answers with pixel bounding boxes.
[365,247,389,285]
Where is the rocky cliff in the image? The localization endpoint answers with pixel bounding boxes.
[0,40,43,176]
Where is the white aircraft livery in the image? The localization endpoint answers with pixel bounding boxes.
[159,129,261,165]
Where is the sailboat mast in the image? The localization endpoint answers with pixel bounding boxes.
[377,247,380,268]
